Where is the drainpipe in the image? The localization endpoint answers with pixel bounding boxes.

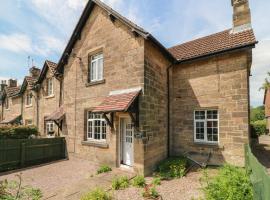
[166,63,174,158]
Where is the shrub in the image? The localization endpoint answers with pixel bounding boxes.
[132,175,146,188]
[97,165,112,174]
[112,176,129,190]
[80,188,112,200]
[142,185,159,199]
[152,177,161,186]
[0,125,38,139]
[251,120,267,138]
[156,157,187,179]
[202,165,253,200]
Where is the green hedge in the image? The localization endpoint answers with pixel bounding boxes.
[250,120,267,138]
[0,126,38,139]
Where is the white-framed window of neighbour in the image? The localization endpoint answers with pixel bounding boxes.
[89,53,103,82]
[5,98,9,110]
[25,119,33,126]
[47,78,53,96]
[194,110,219,144]
[26,92,32,106]
[46,121,54,134]
[87,112,107,141]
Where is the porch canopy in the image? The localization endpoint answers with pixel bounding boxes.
[0,115,22,125]
[92,88,141,127]
[45,106,65,124]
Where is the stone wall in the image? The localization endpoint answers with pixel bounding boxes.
[141,40,170,175]
[38,70,61,136]
[3,96,22,122]
[61,5,145,172]
[171,50,251,166]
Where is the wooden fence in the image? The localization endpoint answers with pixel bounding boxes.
[0,137,66,172]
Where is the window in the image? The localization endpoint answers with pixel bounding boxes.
[47,78,53,96]
[26,93,32,106]
[25,119,33,126]
[89,53,103,82]
[87,112,107,141]
[46,121,54,134]
[194,110,219,143]
[5,98,9,110]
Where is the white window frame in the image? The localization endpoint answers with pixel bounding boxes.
[47,78,54,96]
[46,121,54,134]
[25,93,32,106]
[194,110,219,144]
[89,53,104,82]
[87,112,107,142]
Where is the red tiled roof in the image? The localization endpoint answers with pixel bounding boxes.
[45,106,65,121]
[25,76,37,89]
[168,29,257,61]
[92,90,141,113]
[5,86,21,97]
[0,115,21,124]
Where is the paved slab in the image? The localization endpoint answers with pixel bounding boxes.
[0,154,135,200]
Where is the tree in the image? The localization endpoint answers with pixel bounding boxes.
[259,72,270,91]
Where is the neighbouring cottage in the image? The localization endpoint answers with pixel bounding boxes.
[264,89,270,131]
[0,0,257,175]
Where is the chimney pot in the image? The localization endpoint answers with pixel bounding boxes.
[8,79,17,88]
[29,66,41,78]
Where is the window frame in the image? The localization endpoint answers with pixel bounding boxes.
[47,78,54,96]
[194,110,219,144]
[86,112,107,142]
[46,121,54,134]
[25,119,33,126]
[89,53,104,83]
[25,92,32,106]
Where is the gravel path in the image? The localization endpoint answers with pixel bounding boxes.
[113,169,206,200]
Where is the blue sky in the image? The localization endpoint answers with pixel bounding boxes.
[0,0,269,106]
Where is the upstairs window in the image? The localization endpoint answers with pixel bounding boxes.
[47,78,53,96]
[26,93,32,106]
[87,113,107,141]
[194,110,219,144]
[89,53,103,82]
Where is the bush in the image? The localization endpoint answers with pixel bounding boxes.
[251,120,267,138]
[152,177,161,186]
[156,157,187,179]
[80,188,112,200]
[0,125,38,139]
[142,185,159,199]
[97,165,112,174]
[112,176,129,190]
[202,165,253,200]
[132,175,146,188]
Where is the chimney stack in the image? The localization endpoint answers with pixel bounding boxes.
[29,66,41,78]
[8,79,17,88]
[231,0,252,33]
[0,80,7,92]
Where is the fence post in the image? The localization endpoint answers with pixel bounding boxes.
[20,143,26,167]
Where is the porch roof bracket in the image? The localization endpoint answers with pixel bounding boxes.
[103,113,114,129]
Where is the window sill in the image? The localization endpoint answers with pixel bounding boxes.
[85,79,105,87]
[193,141,222,149]
[45,94,55,99]
[25,105,33,108]
[81,140,109,148]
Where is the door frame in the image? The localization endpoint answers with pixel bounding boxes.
[118,114,134,168]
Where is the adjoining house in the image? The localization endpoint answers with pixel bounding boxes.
[264,89,270,132]
[0,79,22,125]
[0,0,257,175]
[36,60,62,137]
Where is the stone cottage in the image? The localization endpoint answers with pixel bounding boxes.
[52,0,257,174]
[264,89,270,131]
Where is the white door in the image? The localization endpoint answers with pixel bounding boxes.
[122,118,134,166]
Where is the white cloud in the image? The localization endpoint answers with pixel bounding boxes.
[0,34,32,54]
[35,35,65,56]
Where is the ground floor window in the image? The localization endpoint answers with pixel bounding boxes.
[46,121,54,135]
[194,110,219,143]
[87,112,107,141]
[25,119,33,126]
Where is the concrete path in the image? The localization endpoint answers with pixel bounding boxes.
[0,155,135,200]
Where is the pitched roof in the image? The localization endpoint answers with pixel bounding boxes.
[5,86,21,97]
[92,90,141,113]
[37,60,57,84]
[56,0,175,73]
[45,106,65,122]
[0,115,21,124]
[25,76,37,89]
[168,29,257,62]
